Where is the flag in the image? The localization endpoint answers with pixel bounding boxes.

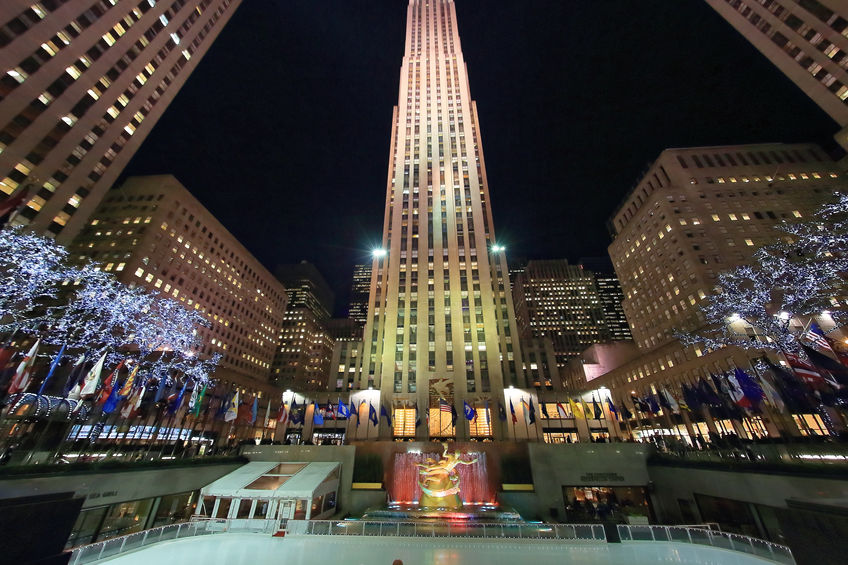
[540,401,550,419]
[498,401,507,421]
[290,397,301,424]
[724,373,752,410]
[645,395,660,414]
[97,360,125,404]
[785,352,829,387]
[38,343,66,395]
[660,388,680,414]
[327,400,336,420]
[484,399,490,425]
[356,401,364,427]
[7,339,40,395]
[619,401,633,420]
[804,322,834,354]
[62,352,87,397]
[224,390,239,422]
[569,398,584,419]
[102,381,121,414]
[802,345,848,387]
[592,395,603,419]
[277,395,289,423]
[191,382,207,416]
[168,379,187,415]
[556,402,568,418]
[380,404,392,426]
[250,396,258,425]
[757,371,786,411]
[439,397,452,413]
[337,397,350,419]
[528,398,537,425]
[463,400,477,421]
[734,368,766,407]
[451,403,458,427]
[352,400,360,424]
[312,400,324,425]
[681,383,701,411]
[414,401,421,427]
[606,398,619,421]
[119,366,139,397]
[120,383,144,419]
[0,187,29,219]
[153,372,169,403]
[509,399,518,423]
[79,353,106,398]
[368,402,378,426]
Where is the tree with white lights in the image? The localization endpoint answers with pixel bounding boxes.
[680,192,848,354]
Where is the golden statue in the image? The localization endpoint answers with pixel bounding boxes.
[416,443,478,509]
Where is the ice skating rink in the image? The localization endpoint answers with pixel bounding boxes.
[97,533,785,565]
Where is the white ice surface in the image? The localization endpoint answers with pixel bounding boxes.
[100,533,780,565]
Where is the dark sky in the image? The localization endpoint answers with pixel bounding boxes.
[121,0,840,316]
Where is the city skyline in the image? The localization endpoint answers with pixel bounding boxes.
[120,0,840,313]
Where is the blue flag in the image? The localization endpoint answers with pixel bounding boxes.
[337,398,350,419]
[356,401,363,427]
[528,399,536,425]
[414,401,421,427]
[451,404,458,426]
[250,396,258,425]
[463,400,477,421]
[497,401,507,422]
[606,398,619,421]
[290,397,301,424]
[313,401,324,425]
[168,379,187,415]
[368,402,378,426]
[38,343,66,396]
[380,404,392,426]
[102,380,121,414]
[154,374,168,403]
[485,399,491,424]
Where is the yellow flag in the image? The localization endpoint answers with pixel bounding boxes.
[119,365,138,396]
[568,398,584,419]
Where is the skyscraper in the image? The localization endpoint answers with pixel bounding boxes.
[271,262,334,392]
[0,0,241,241]
[578,257,633,343]
[705,0,848,141]
[358,0,523,440]
[347,263,371,327]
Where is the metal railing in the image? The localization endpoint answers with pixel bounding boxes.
[68,518,280,565]
[617,525,795,564]
[286,519,606,541]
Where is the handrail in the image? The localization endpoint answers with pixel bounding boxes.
[285,519,607,541]
[617,524,795,564]
[68,518,280,565]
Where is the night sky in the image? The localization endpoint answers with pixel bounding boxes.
[121,0,840,316]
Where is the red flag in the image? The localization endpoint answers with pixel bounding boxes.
[97,360,124,404]
[784,352,829,387]
[0,189,28,219]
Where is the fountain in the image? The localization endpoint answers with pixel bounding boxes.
[363,442,522,522]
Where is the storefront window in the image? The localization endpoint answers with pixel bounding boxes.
[152,491,196,527]
[65,507,108,548]
[236,499,253,519]
[215,497,232,519]
[543,431,578,444]
[322,492,337,514]
[254,500,270,519]
[96,498,154,540]
[293,499,307,520]
[564,486,651,523]
[311,495,324,517]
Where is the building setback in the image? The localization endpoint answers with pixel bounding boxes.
[351,0,525,441]
[0,0,240,241]
[69,174,286,392]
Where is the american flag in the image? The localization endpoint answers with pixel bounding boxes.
[784,352,826,385]
[804,322,834,353]
[439,398,452,412]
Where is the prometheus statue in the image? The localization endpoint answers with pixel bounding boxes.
[416,442,478,509]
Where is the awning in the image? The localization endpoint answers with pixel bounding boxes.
[201,461,340,500]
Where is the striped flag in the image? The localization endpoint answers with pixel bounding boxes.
[804,322,834,354]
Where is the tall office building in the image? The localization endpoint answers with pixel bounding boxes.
[705,0,848,135]
[0,0,240,241]
[512,259,609,369]
[69,174,287,392]
[358,0,523,440]
[346,263,371,326]
[271,262,334,392]
[582,143,848,438]
[578,257,633,343]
